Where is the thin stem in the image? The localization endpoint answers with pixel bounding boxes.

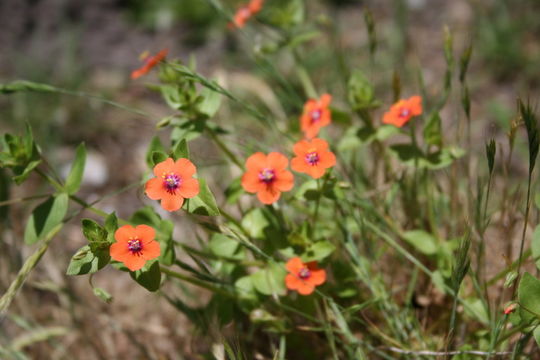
[205,125,243,169]
[159,266,231,297]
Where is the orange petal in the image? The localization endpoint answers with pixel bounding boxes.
[286,257,305,273]
[304,124,321,139]
[297,283,315,295]
[248,0,264,13]
[114,225,136,243]
[311,138,329,152]
[319,93,332,108]
[293,140,310,156]
[308,269,326,286]
[307,165,326,179]
[145,177,165,200]
[408,95,423,116]
[160,194,184,212]
[135,224,155,241]
[241,171,264,193]
[173,158,197,178]
[246,152,267,172]
[153,158,175,177]
[275,170,294,191]
[142,240,161,260]
[257,187,280,204]
[110,241,130,261]
[285,273,303,290]
[178,178,199,198]
[123,256,147,272]
[318,151,336,169]
[291,156,310,174]
[267,152,288,171]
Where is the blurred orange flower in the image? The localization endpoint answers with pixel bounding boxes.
[131,48,168,80]
[145,158,200,212]
[110,224,161,271]
[285,257,326,295]
[382,95,422,128]
[291,138,336,179]
[231,0,264,28]
[241,152,294,204]
[300,94,332,139]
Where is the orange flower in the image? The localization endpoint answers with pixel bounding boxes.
[382,95,422,128]
[145,157,200,212]
[110,224,161,271]
[285,257,326,295]
[291,138,336,179]
[131,48,169,79]
[241,152,294,204]
[231,0,264,28]
[300,94,332,139]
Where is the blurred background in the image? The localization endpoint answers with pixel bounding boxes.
[1,0,540,358]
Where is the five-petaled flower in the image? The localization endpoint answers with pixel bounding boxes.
[300,94,332,139]
[110,224,161,271]
[291,138,336,179]
[382,95,422,128]
[285,257,326,295]
[231,0,264,28]
[241,152,294,204]
[131,48,169,80]
[145,157,200,212]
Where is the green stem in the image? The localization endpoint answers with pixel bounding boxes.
[205,125,243,169]
[159,266,231,297]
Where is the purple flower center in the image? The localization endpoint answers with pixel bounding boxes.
[310,109,322,123]
[258,168,275,184]
[305,151,319,166]
[298,267,311,280]
[127,238,142,254]
[399,108,411,118]
[163,173,182,193]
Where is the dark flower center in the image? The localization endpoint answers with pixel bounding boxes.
[310,109,322,123]
[305,151,319,166]
[399,108,411,118]
[259,168,275,184]
[164,173,182,193]
[127,238,143,254]
[298,267,311,280]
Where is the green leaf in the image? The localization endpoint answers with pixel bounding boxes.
[146,136,165,168]
[81,219,107,243]
[172,138,189,160]
[129,260,161,292]
[303,241,336,262]
[224,177,243,204]
[533,226,540,271]
[93,287,113,303]
[130,206,161,227]
[518,272,540,322]
[241,208,271,239]
[251,263,287,296]
[151,151,168,167]
[158,220,175,266]
[66,244,110,275]
[65,143,86,194]
[423,112,442,147]
[402,230,437,255]
[12,159,41,185]
[24,193,68,245]
[197,87,221,118]
[104,212,118,243]
[534,326,540,348]
[209,234,241,258]
[185,178,219,216]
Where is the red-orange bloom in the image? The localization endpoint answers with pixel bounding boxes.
[131,48,168,80]
[285,257,326,295]
[145,158,200,212]
[300,94,332,139]
[241,152,294,204]
[291,138,336,179]
[110,224,161,271]
[231,0,264,28]
[382,95,422,128]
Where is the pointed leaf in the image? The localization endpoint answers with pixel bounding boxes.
[24,194,68,245]
[65,143,86,194]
